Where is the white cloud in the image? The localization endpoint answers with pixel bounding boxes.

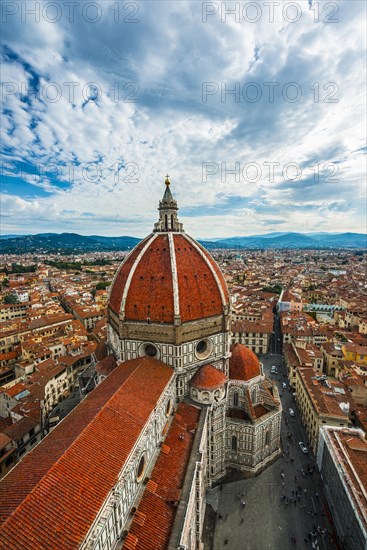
[1,0,366,237]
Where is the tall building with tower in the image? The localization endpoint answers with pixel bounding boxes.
[0,178,281,550]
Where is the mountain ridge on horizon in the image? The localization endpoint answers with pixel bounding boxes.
[0,231,366,254]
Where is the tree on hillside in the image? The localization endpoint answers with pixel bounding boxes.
[95,281,111,291]
[4,294,19,304]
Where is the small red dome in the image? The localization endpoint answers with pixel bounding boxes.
[229,344,261,381]
[190,364,226,391]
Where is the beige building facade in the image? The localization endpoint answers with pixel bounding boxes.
[296,368,351,453]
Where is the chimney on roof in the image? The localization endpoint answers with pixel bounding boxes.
[339,402,350,415]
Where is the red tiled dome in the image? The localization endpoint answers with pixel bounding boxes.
[229,343,261,381]
[108,233,229,324]
[190,364,226,390]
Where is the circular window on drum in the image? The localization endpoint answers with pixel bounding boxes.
[195,338,212,360]
[136,454,146,482]
[144,344,157,357]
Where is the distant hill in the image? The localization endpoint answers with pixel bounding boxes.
[0,234,28,239]
[0,231,366,254]
[0,233,141,254]
[201,232,367,249]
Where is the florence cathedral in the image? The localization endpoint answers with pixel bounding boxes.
[0,178,282,550]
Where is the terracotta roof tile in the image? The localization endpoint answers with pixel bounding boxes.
[108,233,229,323]
[125,234,174,322]
[229,344,261,381]
[174,235,224,322]
[190,364,226,390]
[108,237,149,314]
[254,404,270,418]
[146,480,158,493]
[3,417,38,442]
[125,403,201,550]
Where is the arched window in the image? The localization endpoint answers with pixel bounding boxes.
[251,387,257,404]
[165,214,168,230]
[136,454,146,482]
[171,214,174,229]
[233,391,239,407]
[202,391,209,401]
[231,435,237,452]
[265,430,270,446]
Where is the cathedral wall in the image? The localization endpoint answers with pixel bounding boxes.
[175,408,209,550]
[225,410,282,473]
[81,377,176,550]
[108,322,231,402]
[208,402,226,482]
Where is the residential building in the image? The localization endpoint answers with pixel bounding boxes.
[295,368,353,452]
[317,426,367,550]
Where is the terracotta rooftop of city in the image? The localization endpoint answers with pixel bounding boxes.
[298,368,355,417]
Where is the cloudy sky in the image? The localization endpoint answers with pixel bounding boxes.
[1,0,366,238]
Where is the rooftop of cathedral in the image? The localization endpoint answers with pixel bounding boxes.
[189,364,226,391]
[229,343,261,381]
[108,179,229,323]
[124,402,201,550]
[0,357,174,549]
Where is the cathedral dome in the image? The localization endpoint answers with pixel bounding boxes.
[189,364,226,391]
[108,179,229,324]
[229,343,261,381]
